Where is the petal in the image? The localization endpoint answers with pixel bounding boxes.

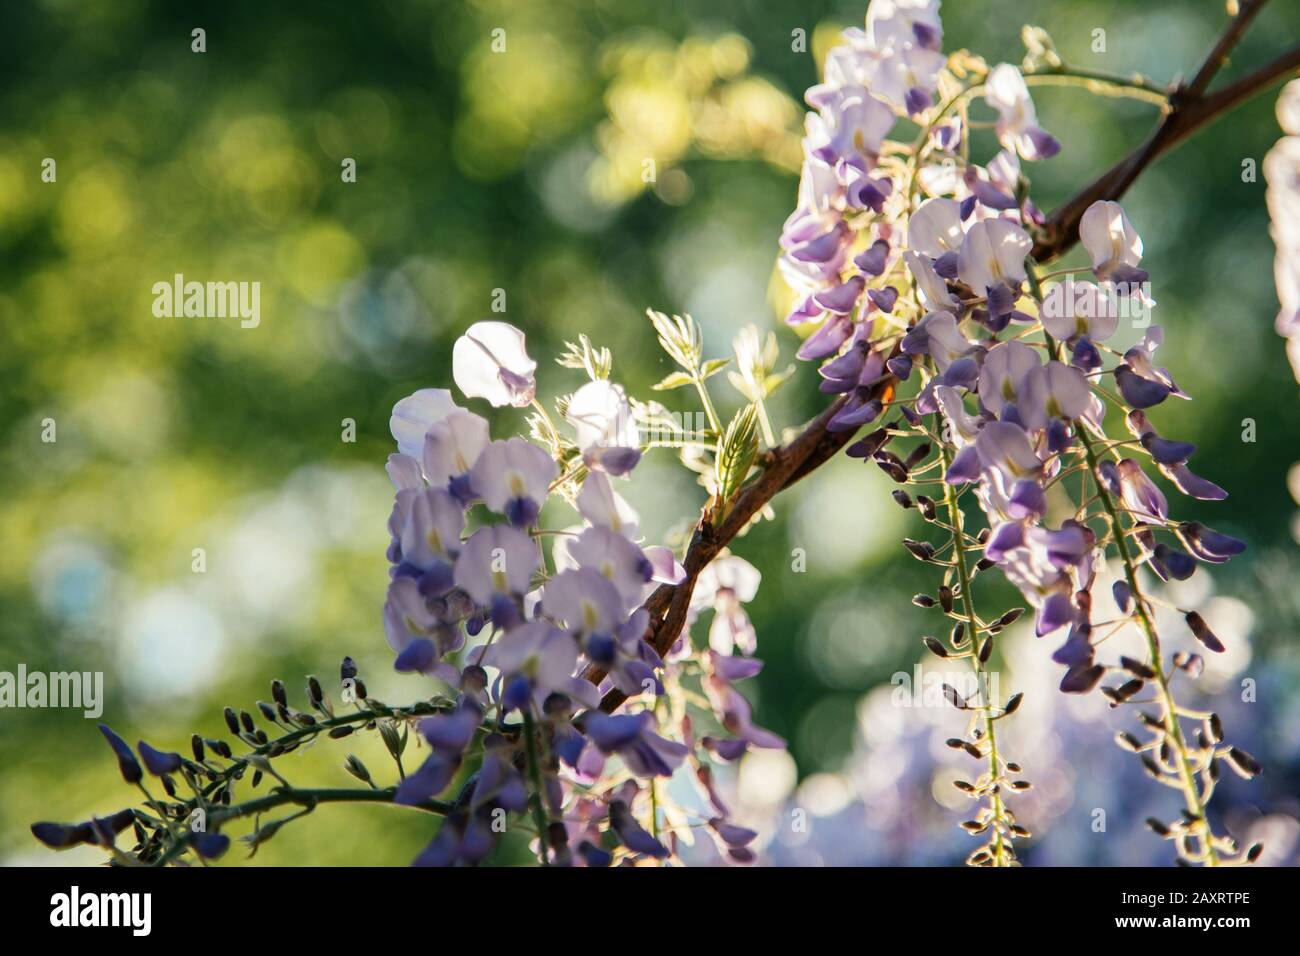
[452,322,537,407]
[390,389,459,459]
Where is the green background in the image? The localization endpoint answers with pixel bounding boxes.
[2,0,1298,866]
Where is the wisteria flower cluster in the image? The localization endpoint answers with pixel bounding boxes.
[775,0,1260,865]
[377,318,784,864]
[34,0,1287,868]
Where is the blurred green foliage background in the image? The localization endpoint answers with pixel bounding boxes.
[2,0,1298,866]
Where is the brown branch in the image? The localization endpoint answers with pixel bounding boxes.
[1033,0,1299,262]
[1186,0,1269,99]
[587,378,896,712]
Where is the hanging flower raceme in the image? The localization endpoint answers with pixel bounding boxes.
[780,0,951,357]
[816,35,1253,858]
[371,316,785,866]
[798,4,1258,862]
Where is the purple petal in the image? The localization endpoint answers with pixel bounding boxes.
[1035,592,1077,636]
[968,175,1018,210]
[1143,434,1196,465]
[854,240,889,276]
[987,282,1016,318]
[1052,630,1093,667]
[394,637,437,673]
[797,316,854,361]
[1025,127,1061,160]
[913,21,941,50]
[984,521,1024,562]
[1154,543,1196,580]
[886,354,913,380]
[904,86,931,116]
[933,251,960,279]
[813,276,866,315]
[941,357,980,388]
[98,724,143,785]
[819,342,868,382]
[395,752,459,805]
[1059,662,1104,694]
[138,741,182,777]
[944,444,982,484]
[1071,337,1101,370]
[827,392,882,432]
[1180,522,1246,563]
[1162,462,1227,501]
[868,286,899,313]
[1115,365,1170,409]
[1007,479,1046,520]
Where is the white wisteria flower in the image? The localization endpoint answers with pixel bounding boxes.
[984,63,1060,161]
[452,321,538,407]
[566,379,642,476]
[1079,199,1147,284]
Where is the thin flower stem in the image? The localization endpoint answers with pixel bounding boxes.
[1077,426,1220,866]
[754,394,777,449]
[214,786,454,822]
[940,444,1013,867]
[693,374,723,437]
[523,709,551,866]
[152,787,453,867]
[201,699,454,797]
[1030,262,1223,864]
[1022,70,1169,106]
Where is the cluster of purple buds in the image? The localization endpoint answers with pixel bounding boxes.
[32,723,232,861]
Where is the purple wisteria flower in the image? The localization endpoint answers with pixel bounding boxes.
[470,438,557,527]
[581,711,688,778]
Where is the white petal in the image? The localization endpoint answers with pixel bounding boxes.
[1079,200,1142,276]
[423,410,490,486]
[566,380,638,452]
[452,321,537,407]
[978,340,1040,416]
[390,388,458,459]
[576,472,640,539]
[908,198,965,257]
[905,251,958,312]
[985,63,1036,128]
[958,219,1030,292]
[386,453,424,491]
[470,438,557,514]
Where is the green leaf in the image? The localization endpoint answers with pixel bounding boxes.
[699,357,731,380]
[646,309,702,372]
[726,370,755,402]
[714,404,759,507]
[651,371,695,391]
[763,363,797,396]
[556,334,612,380]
